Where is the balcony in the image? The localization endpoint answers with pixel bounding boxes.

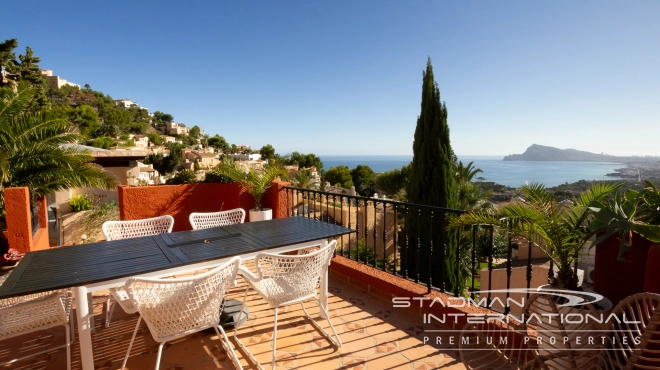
[0,259,465,370]
[3,183,660,369]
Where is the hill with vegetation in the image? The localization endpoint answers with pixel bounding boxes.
[504,144,660,163]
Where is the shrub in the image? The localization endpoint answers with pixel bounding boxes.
[82,201,120,243]
[203,170,233,183]
[166,169,197,185]
[70,194,92,212]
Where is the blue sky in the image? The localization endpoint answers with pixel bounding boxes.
[3,1,659,156]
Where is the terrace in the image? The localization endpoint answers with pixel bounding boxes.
[0,260,464,370]
[2,182,660,369]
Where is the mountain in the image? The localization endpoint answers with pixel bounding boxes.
[503,144,659,162]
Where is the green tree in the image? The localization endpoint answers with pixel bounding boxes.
[194,158,201,171]
[3,44,49,110]
[455,161,482,183]
[350,165,376,196]
[405,58,459,292]
[0,82,118,231]
[208,135,230,153]
[148,132,164,146]
[0,39,19,86]
[97,124,120,138]
[166,169,197,185]
[69,105,100,137]
[188,125,201,140]
[323,166,353,189]
[260,144,276,162]
[290,152,323,170]
[90,137,116,149]
[376,163,411,197]
[152,111,173,123]
[292,170,313,189]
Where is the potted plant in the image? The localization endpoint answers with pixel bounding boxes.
[1,247,24,270]
[588,181,660,258]
[586,181,660,302]
[448,182,618,291]
[217,159,288,221]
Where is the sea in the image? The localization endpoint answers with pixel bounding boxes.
[320,155,622,188]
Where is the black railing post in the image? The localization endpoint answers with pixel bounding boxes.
[504,236,513,315]
[471,225,477,300]
[404,206,409,279]
[347,196,352,258]
[415,208,421,284]
[427,210,434,292]
[356,199,361,262]
[526,236,533,299]
[440,211,447,293]
[383,203,388,273]
[373,200,378,268]
[454,227,460,297]
[487,225,494,306]
[393,204,398,276]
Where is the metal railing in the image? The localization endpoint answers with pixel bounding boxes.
[284,186,551,315]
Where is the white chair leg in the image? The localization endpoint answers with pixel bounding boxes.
[214,325,243,370]
[231,287,264,370]
[300,299,342,347]
[121,316,142,370]
[233,287,249,337]
[271,307,279,370]
[65,322,72,370]
[155,342,165,370]
[69,314,76,344]
[105,296,114,328]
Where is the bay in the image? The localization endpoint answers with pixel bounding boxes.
[320,155,621,188]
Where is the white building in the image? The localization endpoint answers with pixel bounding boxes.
[131,135,149,148]
[41,70,80,89]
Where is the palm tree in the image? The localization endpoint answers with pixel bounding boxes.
[455,160,483,183]
[292,169,313,189]
[216,158,288,211]
[448,182,618,289]
[0,82,118,230]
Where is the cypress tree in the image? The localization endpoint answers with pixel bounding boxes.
[405,58,461,293]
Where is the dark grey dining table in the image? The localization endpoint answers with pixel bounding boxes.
[0,216,354,370]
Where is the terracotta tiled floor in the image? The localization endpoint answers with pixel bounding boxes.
[0,262,467,370]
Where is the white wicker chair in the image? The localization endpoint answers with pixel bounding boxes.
[102,215,174,241]
[234,240,340,370]
[0,275,74,369]
[603,292,660,369]
[102,215,175,327]
[189,208,246,230]
[120,256,242,370]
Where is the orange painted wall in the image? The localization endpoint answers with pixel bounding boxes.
[120,183,252,231]
[5,187,32,253]
[263,180,291,219]
[119,181,291,231]
[4,187,49,252]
